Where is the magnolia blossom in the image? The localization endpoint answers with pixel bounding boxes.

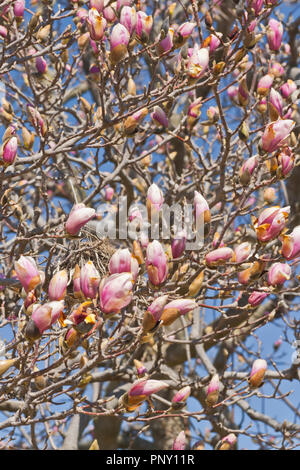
[86,8,107,41]
[26,301,64,340]
[255,206,289,242]
[14,256,41,293]
[239,156,257,185]
[187,45,209,79]
[194,191,211,225]
[267,19,283,52]
[257,74,274,96]
[172,385,191,404]
[80,261,100,299]
[234,242,252,263]
[120,6,136,35]
[262,119,295,153]
[206,374,220,407]
[248,290,269,306]
[280,80,297,99]
[172,431,186,450]
[219,433,237,450]
[65,203,95,236]
[135,11,153,40]
[122,379,169,411]
[171,230,187,259]
[267,262,291,286]
[205,247,235,267]
[142,294,169,332]
[110,23,130,63]
[281,226,300,260]
[48,270,68,301]
[160,299,197,326]
[2,136,17,165]
[99,273,134,315]
[109,248,139,280]
[146,240,168,286]
[151,106,168,128]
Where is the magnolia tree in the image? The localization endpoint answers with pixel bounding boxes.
[0,0,299,452]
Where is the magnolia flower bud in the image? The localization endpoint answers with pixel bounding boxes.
[121,379,169,411]
[147,183,164,214]
[269,88,283,120]
[135,11,153,41]
[171,230,186,259]
[80,261,100,299]
[240,157,258,186]
[0,26,7,38]
[172,385,191,404]
[263,187,276,203]
[109,248,139,280]
[234,242,252,263]
[87,8,107,41]
[105,186,114,201]
[14,256,41,293]
[160,299,197,326]
[123,107,148,134]
[248,290,269,306]
[281,226,300,260]
[218,433,237,450]
[172,431,186,450]
[262,120,295,153]
[277,148,295,178]
[142,295,169,332]
[175,22,195,47]
[120,6,136,35]
[280,80,297,99]
[14,0,25,18]
[267,262,291,286]
[27,105,47,136]
[110,23,130,64]
[157,28,174,55]
[206,374,220,407]
[188,271,204,297]
[267,19,283,52]
[0,358,18,377]
[36,56,47,74]
[202,34,221,53]
[238,78,249,107]
[99,273,134,315]
[151,106,168,128]
[187,98,202,128]
[90,0,104,13]
[247,0,263,15]
[205,247,235,267]
[48,270,68,301]
[194,191,211,226]
[249,359,267,388]
[146,241,168,286]
[257,74,274,96]
[65,203,95,236]
[26,301,64,339]
[1,136,17,165]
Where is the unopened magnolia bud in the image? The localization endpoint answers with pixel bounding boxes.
[188,271,204,297]
[206,374,220,406]
[172,431,186,450]
[249,359,267,388]
[218,433,237,450]
[0,358,18,377]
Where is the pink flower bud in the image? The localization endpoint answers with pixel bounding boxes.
[194,191,211,225]
[267,19,283,52]
[80,261,100,299]
[206,374,220,406]
[255,205,289,242]
[142,294,168,332]
[269,61,285,77]
[267,262,291,286]
[257,74,274,96]
[187,45,209,79]
[14,256,41,293]
[157,28,174,54]
[187,98,202,127]
[109,248,139,280]
[269,88,283,119]
[273,338,282,350]
[248,290,269,306]
[234,242,252,263]
[99,272,134,315]
[277,147,294,177]
[135,11,153,40]
[172,385,191,404]
[238,78,249,107]
[105,186,114,201]
[65,203,95,236]
[147,183,164,213]
[175,22,195,46]
[110,23,130,63]
[28,301,64,338]
[280,80,297,99]
[120,6,136,35]
[90,0,104,12]
[35,56,47,74]
[172,431,186,450]
[205,247,234,267]
[48,270,68,301]
[73,264,82,299]
[262,119,295,153]
[87,8,107,41]
[160,299,197,326]
[129,378,169,398]
[247,0,263,15]
[0,26,7,38]
[14,0,25,18]
[134,359,147,377]
[219,433,237,450]
[227,85,238,101]
[281,226,300,260]
[2,136,17,165]
[249,358,267,388]
[172,230,187,259]
[264,187,276,203]
[151,106,168,128]
[116,0,131,10]
[203,34,221,53]
[27,105,47,136]
[146,240,168,286]
[239,156,257,185]
[103,4,116,22]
